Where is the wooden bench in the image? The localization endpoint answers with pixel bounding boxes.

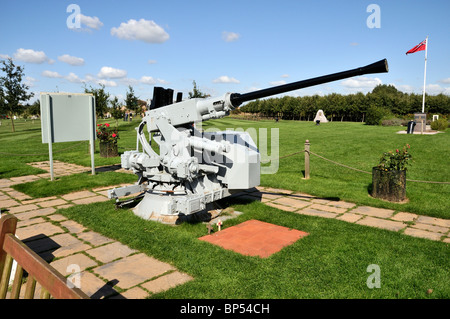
[0,214,89,299]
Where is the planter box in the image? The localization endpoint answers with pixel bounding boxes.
[371,167,406,202]
[99,142,118,158]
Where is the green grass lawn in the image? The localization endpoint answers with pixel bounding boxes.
[2,117,449,299]
[12,171,137,198]
[58,198,449,299]
[203,118,450,219]
[1,117,449,217]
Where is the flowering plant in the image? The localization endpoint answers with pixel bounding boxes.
[96,123,119,143]
[377,144,412,171]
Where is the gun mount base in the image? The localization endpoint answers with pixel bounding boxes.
[133,189,235,225]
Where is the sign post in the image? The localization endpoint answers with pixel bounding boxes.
[40,93,96,180]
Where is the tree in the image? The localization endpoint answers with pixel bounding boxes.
[109,96,124,127]
[84,83,110,118]
[0,58,34,132]
[23,99,40,118]
[188,80,210,99]
[125,85,139,115]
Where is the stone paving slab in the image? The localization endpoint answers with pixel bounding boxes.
[356,216,406,232]
[62,190,97,201]
[72,195,109,205]
[87,242,137,263]
[265,201,298,212]
[14,207,56,220]
[76,231,114,247]
[297,207,339,219]
[17,217,46,228]
[410,222,448,234]
[349,206,395,219]
[93,253,176,290]
[8,204,39,214]
[50,253,99,275]
[403,228,444,241]
[0,198,21,208]
[60,220,86,234]
[416,215,450,228]
[73,271,118,299]
[336,213,363,223]
[142,271,194,294]
[38,198,68,208]
[308,203,347,214]
[15,222,65,240]
[391,212,418,222]
[272,196,311,209]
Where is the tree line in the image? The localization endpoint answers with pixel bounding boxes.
[2,57,449,132]
[239,84,450,123]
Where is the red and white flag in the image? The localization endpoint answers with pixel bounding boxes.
[406,39,427,55]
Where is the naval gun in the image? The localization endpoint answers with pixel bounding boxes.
[108,59,389,223]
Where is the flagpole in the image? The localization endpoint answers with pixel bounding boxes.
[421,36,428,113]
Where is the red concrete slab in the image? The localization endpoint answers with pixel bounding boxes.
[199,220,309,258]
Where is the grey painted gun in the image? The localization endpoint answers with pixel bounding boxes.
[108,59,388,223]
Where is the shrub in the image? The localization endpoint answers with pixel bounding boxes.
[377,144,412,171]
[365,105,387,125]
[381,118,406,126]
[430,118,448,131]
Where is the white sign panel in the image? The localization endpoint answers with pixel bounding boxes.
[40,93,96,143]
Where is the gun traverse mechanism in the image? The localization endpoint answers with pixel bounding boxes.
[108,59,389,224]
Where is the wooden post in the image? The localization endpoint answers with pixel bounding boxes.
[304,140,310,179]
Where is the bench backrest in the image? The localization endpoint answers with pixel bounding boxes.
[0,214,89,299]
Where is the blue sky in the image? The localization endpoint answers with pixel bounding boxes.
[1,0,449,104]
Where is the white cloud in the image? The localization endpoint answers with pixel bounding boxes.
[148,59,157,64]
[157,78,169,84]
[13,48,50,64]
[98,79,117,87]
[425,83,450,95]
[42,70,62,78]
[80,14,103,30]
[58,54,85,66]
[24,76,38,87]
[98,66,127,79]
[0,54,10,59]
[439,78,450,84]
[222,31,240,42]
[140,76,156,85]
[84,74,97,83]
[111,19,169,44]
[65,72,82,83]
[139,76,169,85]
[341,76,382,91]
[213,76,240,84]
[281,74,289,78]
[121,77,140,86]
[393,84,414,93]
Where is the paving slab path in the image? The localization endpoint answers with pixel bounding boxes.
[239,187,450,243]
[1,161,449,298]
[0,162,193,299]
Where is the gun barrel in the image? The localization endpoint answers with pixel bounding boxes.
[230,59,388,107]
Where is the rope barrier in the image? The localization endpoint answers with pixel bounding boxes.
[269,148,450,185]
[308,150,450,184]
